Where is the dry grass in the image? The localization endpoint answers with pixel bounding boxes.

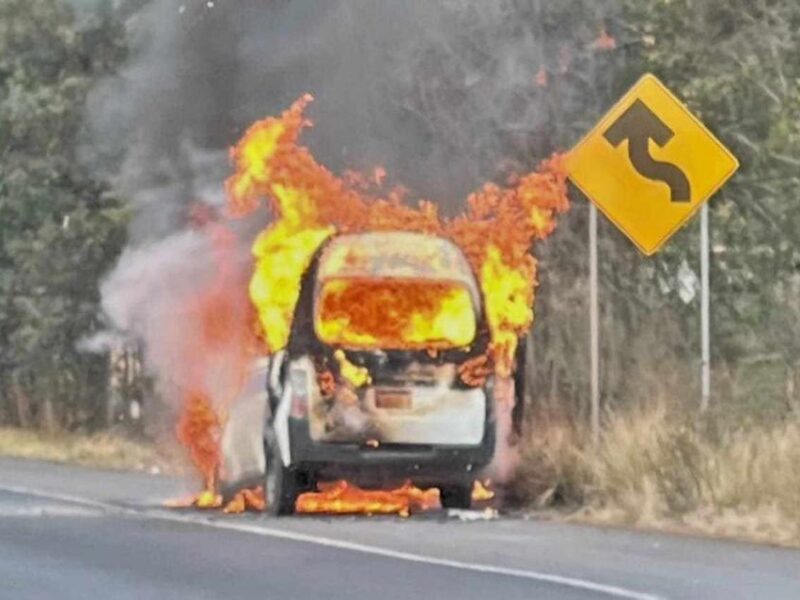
[511,403,800,547]
[0,427,172,473]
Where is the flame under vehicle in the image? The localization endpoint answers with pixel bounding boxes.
[261,231,498,514]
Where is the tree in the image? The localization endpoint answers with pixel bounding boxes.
[0,0,129,430]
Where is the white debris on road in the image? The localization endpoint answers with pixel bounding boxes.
[448,507,499,521]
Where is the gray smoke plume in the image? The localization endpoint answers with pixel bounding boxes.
[88,0,614,228]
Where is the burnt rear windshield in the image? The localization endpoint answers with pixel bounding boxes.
[314,277,477,350]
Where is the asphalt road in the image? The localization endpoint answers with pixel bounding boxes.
[0,458,798,600]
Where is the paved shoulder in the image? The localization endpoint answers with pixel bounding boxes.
[1,458,799,600]
[0,487,601,600]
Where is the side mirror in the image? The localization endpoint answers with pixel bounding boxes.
[266,350,286,414]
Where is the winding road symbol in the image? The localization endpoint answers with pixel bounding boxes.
[566,73,739,254]
[603,99,691,202]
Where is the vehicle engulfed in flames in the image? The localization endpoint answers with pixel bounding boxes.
[178,94,569,515]
[263,231,497,514]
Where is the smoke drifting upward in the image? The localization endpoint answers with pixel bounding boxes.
[88,0,614,229]
[100,225,253,400]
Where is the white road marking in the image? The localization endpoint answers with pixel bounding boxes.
[0,484,664,600]
[0,485,120,511]
[0,506,101,517]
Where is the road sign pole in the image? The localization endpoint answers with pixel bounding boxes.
[700,203,711,411]
[567,74,737,425]
[589,203,600,443]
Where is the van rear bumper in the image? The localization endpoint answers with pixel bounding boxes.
[283,417,496,486]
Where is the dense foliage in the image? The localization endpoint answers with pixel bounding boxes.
[0,0,128,429]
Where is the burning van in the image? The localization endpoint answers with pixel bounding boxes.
[263,231,496,514]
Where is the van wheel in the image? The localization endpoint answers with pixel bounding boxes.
[264,439,299,516]
[439,484,472,510]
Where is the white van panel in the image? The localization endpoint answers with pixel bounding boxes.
[219,361,269,486]
[303,357,486,446]
[362,385,485,445]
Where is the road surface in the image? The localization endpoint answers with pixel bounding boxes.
[0,457,798,599]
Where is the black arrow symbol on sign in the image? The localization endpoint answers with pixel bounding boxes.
[603,99,691,202]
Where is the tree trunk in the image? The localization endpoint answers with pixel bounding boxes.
[12,380,31,428]
[40,397,58,434]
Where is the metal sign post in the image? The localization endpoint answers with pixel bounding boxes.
[568,73,738,434]
[700,203,711,411]
[589,203,600,443]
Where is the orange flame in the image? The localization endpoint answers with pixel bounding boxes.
[295,479,494,517]
[223,486,266,514]
[170,222,261,506]
[297,480,439,517]
[472,479,496,502]
[591,28,617,52]
[316,278,476,351]
[226,95,569,375]
[176,390,221,494]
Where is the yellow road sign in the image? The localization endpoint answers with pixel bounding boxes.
[567,74,739,255]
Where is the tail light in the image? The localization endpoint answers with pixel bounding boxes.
[289,369,309,418]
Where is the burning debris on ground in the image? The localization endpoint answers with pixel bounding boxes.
[297,480,439,518]
[295,479,495,518]
[223,486,267,514]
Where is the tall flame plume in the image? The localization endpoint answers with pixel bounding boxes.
[172,94,568,513]
[226,94,569,377]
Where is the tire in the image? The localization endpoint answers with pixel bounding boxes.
[264,437,300,516]
[439,483,473,510]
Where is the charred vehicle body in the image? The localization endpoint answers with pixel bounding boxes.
[263,232,500,514]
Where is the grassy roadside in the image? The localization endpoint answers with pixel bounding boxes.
[0,427,173,473]
[3,407,799,549]
[510,403,800,548]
